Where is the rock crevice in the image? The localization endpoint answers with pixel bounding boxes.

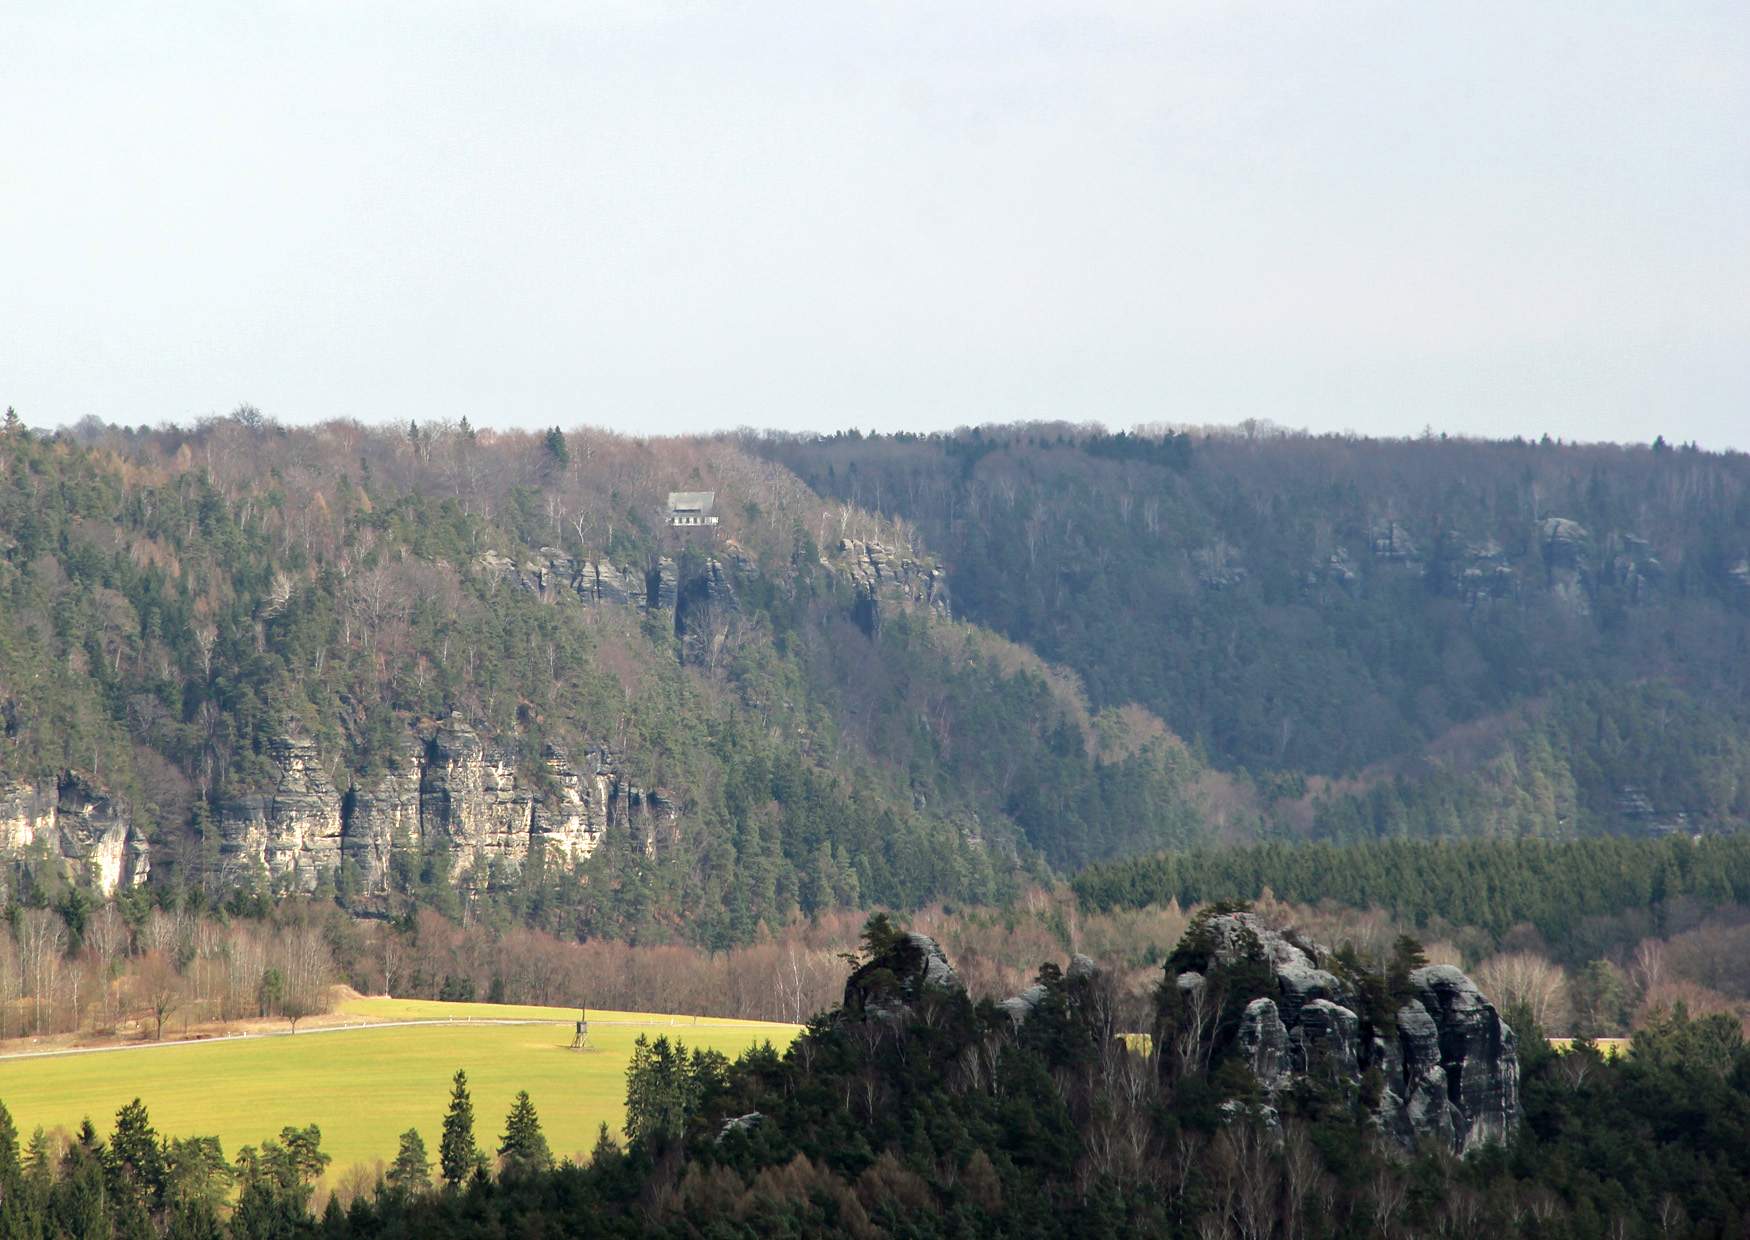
[217,714,680,895]
[1173,912,1518,1155]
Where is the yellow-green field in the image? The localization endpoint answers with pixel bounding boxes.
[1547,1036,1631,1058]
[0,998,797,1177]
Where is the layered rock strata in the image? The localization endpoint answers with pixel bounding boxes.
[0,774,151,896]
[832,539,950,620]
[215,714,679,894]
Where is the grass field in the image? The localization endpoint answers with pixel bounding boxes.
[1546,1036,1631,1058]
[0,997,798,1178]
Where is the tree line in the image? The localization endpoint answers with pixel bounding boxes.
[7,911,1749,1237]
[0,1067,561,1238]
[0,896,334,1043]
[1073,833,1750,951]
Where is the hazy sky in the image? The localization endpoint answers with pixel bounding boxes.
[4,2,1747,447]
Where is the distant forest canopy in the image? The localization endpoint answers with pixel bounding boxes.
[1073,833,1750,961]
[0,412,1205,946]
[751,424,1750,837]
[3,411,1749,949]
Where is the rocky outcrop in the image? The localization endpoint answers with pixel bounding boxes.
[1604,534,1663,602]
[1000,953,1099,1026]
[1236,997,1291,1092]
[1406,966,1519,1151]
[715,1112,764,1143]
[843,932,964,1019]
[54,775,151,897]
[675,557,741,666]
[1302,548,1360,594]
[1168,912,1518,1155]
[476,549,656,610]
[412,715,677,879]
[590,560,648,608]
[1442,539,1519,608]
[650,557,679,611]
[831,539,949,624]
[1370,520,1421,570]
[1540,517,1592,615]
[205,713,681,896]
[1192,543,1247,591]
[341,734,426,894]
[0,774,150,897]
[530,743,600,865]
[218,733,343,894]
[419,715,534,868]
[999,981,1050,1025]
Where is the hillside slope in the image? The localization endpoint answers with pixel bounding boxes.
[0,415,1204,942]
[753,426,1750,838]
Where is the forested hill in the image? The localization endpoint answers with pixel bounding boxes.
[0,413,1205,944]
[752,426,1750,839]
[5,414,1749,943]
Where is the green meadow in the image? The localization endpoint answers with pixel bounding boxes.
[0,998,798,1177]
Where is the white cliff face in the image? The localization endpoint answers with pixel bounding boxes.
[228,715,681,891]
[218,733,344,894]
[418,716,677,875]
[531,744,601,864]
[6,717,679,899]
[0,779,50,853]
[343,738,425,894]
[0,775,149,897]
[418,715,536,873]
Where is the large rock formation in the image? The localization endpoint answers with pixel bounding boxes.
[832,539,949,627]
[1000,952,1099,1026]
[478,548,656,611]
[217,732,344,893]
[1369,520,1421,569]
[0,774,150,897]
[206,714,681,896]
[2,704,685,894]
[341,734,425,894]
[418,714,533,869]
[843,932,964,1019]
[1170,911,1518,1155]
[399,715,677,884]
[649,557,679,612]
[1540,517,1592,615]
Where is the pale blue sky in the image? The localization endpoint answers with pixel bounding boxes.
[4,2,1746,447]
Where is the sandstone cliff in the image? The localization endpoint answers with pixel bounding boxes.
[215,714,680,895]
[3,708,684,899]
[217,733,342,893]
[828,537,950,639]
[0,774,150,897]
[1173,911,1518,1154]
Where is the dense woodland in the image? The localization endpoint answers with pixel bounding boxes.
[3,912,1748,1239]
[754,426,1750,841]
[0,413,1206,945]
[5,414,1750,1233]
[5,415,1750,948]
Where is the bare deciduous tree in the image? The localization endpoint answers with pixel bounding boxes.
[1473,952,1571,1030]
[273,922,335,1033]
[133,950,185,1041]
[16,907,66,1035]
